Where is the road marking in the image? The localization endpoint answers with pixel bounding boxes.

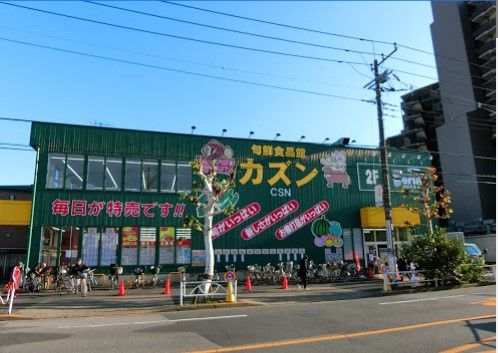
[471,298,496,307]
[185,315,496,353]
[59,314,247,329]
[379,293,486,305]
[439,335,495,353]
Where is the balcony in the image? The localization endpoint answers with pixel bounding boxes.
[480,59,496,79]
[477,40,496,59]
[470,3,495,23]
[473,20,496,41]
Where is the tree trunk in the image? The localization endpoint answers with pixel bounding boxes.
[203,209,215,279]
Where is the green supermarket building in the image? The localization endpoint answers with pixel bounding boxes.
[27,122,429,273]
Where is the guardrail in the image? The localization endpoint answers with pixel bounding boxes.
[383,265,497,291]
[179,280,237,307]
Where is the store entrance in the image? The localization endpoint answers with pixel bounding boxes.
[363,228,410,265]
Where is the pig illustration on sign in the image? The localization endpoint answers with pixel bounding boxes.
[320,151,351,189]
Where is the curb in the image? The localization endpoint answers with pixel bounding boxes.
[176,299,265,311]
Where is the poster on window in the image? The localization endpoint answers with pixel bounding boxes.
[191,250,206,267]
[159,227,175,264]
[82,228,99,266]
[140,227,156,265]
[100,228,118,266]
[176,235,192,264]
[121,226,138,265]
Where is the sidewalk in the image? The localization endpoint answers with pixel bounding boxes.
[5,281,385,320]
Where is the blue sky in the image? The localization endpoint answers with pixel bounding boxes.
[0,1,437,185]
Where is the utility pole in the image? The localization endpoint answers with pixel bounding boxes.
[364,45,397,270]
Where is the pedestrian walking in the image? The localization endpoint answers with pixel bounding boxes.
[298,255,309,290]
[397,257,408,281]
[72,258,89,297]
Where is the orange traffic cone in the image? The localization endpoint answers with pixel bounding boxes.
[245,276,253,292]
[117,279,126,296]
[281,274,288,290]
[163,276,171,295]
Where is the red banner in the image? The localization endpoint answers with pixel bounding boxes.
[241,200,299,240]
[275,201,329,240]
[212,203,261,240]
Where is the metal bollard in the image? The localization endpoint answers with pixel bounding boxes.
[179,281,184,307]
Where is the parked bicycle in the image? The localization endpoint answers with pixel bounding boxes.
[150,265,161,287]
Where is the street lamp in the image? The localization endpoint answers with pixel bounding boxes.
[322,137,330,144]
[221,129,227,137]
[299,135,305,142]
[274,133,281,141]
[191,126,196,135]
[248,131,254,139]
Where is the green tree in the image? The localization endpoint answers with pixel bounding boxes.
[401,228,466,282]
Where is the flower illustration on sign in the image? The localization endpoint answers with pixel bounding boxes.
[196,139,239,218]
[320,151,351,189]
[200,139,236,176]
[311,215,343,248]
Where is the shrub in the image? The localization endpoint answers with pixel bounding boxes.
[458,262,485,283]
[401,228,466,283]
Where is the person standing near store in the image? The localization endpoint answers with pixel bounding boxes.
[298,255,309,290]
[72,258,89,297]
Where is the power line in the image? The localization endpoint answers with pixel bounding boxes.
[0,36,377,104]
[0,2,370,67]
[0,116,35,123]
[391,68,493,93]
[0,142,31,147]
[0,25,366,91]
[0,146,33,152]
[160,0,394,45]
[390,55,492,82]
[6,2,491,96]
[162,0,491,71]
[85,1,377,56]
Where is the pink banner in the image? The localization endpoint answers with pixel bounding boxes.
[275,201,329,240]
[241,200,299,240]
[212,202,261,240]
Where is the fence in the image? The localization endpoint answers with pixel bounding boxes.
[383,265,497,291]
[179,280,237,307]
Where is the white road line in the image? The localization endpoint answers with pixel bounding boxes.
[379,293,486,305]
[170,314,248,322]
[59,314,247,329]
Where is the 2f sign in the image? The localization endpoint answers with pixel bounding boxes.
[365,169,379,185]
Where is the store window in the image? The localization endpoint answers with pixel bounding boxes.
[175,228,192,264]
[142,160,158,192]
[46,154,66,189]
[160,161,176,193]
[81,227,119,267]
[121,227,139,265]
[60,226,79,266]
[139,227,156,265]
[343,229,354,260]
[177,162,192,192]
[376,230,387,242]
[65,155,85,190]
[100,228,119,266]
[87,156,105,190]
[105,158,122,191]
[125,159,141,192]
[159,227,175,264]
[352,228,364,259]
[40,227,61,266]
[82,227,100,266]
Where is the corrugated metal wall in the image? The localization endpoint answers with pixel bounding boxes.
[30,122,431,269]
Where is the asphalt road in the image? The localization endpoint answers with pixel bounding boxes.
[2,285,495,353]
